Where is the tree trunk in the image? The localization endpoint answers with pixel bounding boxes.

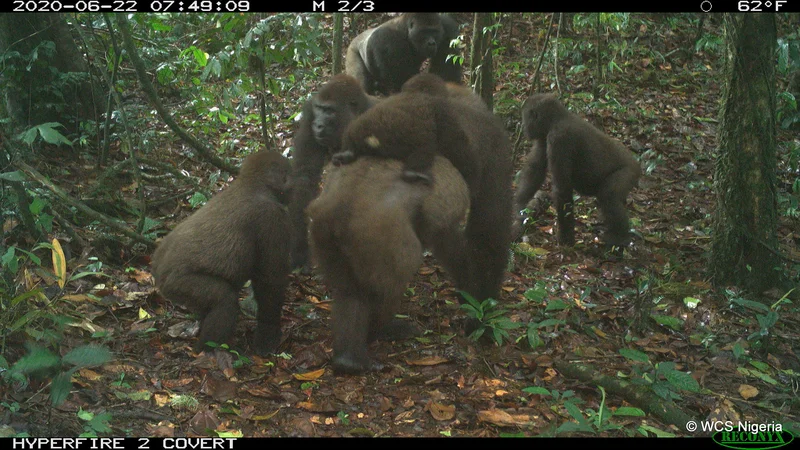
[332,14,344,75]
[0,13,98,130]
[469,13,494,110]
[711,14,780,293]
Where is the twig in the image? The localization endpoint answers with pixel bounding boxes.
[527,13,556,97]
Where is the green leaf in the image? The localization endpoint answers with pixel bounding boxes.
[638,424,675,437]
[50,371,73,406]
[663,369,700,393]
[683,297,700,309]
[189,192,208,209]
[619,348,650,363]
[523,287,548,303]
[613,407,645,417]
[729,297,770,313]
[192,47,208,67]
[1,247,16,272]
[535,318,565,328]
[36,123,73,146]
[12,346,60,375]
[545,299,570,311]
[527,326,543,349]
[0,171,26,182]
[563,401,590,428]
[651,314,684,330]
[87,413,112,433]
[77,408,94,421]
[522,386,551,396]
[62,345,114,368]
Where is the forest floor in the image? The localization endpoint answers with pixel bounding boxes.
[2,14,799,438]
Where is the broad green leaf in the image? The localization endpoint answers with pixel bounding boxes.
[619,348,650,363]
[0,171,26,182]
[12,346,59,375]
[663,369,700,393]
[651,314,684,330]
[613,407,646,416]
[545,299,570,311]
[62,345,114,368]
[522,386,550,396]
[37,123,73,146]
[50,371,73,406]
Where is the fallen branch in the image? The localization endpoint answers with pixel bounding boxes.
[553,359,695,431]
[15,160,155,249]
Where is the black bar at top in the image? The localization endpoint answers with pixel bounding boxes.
[3,0,799,13]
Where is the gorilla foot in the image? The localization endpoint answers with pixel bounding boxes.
[331,150,356,166]
[332,354,384,375]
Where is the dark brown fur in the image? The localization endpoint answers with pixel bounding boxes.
[307,156,470,374]
[288,74,378,270]
[515,94,641,251]
[345,13,461,96]
[152,151,292,355]
[332,73,514,307]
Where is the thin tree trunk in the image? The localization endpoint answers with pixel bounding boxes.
[115,15,239,175]
[333,14,344,74]
[469,13,494,110]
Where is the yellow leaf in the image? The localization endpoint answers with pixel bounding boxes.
[51,238,66,288]
[139,307,152,319]
[251,410,281,421]
[78,368,103,381]
[62,294,95,302]
[293,368,325,381]
[592,327,608,338]
[738,384,759,399]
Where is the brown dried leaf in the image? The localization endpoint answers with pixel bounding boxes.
[407,356,448,366]
[418,266,436,275]
[188,409,220,435]
[129,269,153,284]
[293,368,325,381]
[477,408,532,427]
[147,421,175,437]
[297,400,336,413]
[163,378,194,389]
[427,401,455,421]
[334,385,363,405]
[200,377,238,403]
[129,320,155,334]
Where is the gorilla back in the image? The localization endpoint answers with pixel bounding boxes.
[307,156,470,374]
[152,150,292,355]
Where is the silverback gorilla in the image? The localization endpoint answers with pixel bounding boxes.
[308,156,470,374]
[288,74,378,271]
[514,94,641,252]
[345,13,461,96]
[332,73,514,312]
[152,151,292,355]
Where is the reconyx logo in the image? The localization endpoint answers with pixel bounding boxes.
[712,426,794,450]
